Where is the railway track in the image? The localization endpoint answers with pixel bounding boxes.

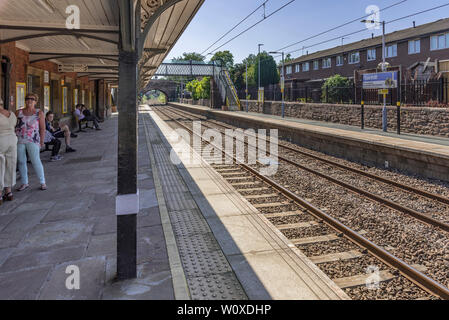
[161,106,449,231]
[152,106,449,300]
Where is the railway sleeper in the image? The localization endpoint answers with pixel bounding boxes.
[332,264,427,289]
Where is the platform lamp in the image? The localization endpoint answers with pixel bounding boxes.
[258,44,264,107]
[361,19,388,132]
[269,51,285,118]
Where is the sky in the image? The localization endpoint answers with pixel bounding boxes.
[167,0,449,64]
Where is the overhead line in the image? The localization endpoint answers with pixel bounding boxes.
[284,2,449,56]
[208,0,296,54]
[275,0,408,52]
[200,0,270,56]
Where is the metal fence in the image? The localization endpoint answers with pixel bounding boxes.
[238,78,449,106]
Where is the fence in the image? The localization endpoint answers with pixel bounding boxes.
[238,78,449,106]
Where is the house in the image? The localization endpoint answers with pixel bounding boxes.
[283,18,449,89]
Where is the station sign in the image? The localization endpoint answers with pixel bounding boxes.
[280,76,285,93]
[362,71,398,89]
[58,64,88,73]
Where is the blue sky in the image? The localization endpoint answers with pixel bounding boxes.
[167,0,449,64]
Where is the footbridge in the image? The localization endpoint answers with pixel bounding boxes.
[145,61,241,109]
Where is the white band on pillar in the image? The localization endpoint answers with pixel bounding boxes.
[116,190,140,215]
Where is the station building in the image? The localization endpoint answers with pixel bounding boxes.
[0,42,114,124]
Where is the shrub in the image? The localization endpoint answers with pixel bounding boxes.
[322,75,352,103]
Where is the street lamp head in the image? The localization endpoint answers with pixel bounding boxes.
[361,19,375,23]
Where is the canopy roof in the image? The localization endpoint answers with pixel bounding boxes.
[0,0,204,87]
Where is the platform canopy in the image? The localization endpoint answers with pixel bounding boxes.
[0,0,204,87]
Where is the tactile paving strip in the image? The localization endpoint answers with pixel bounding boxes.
[182,250,232,278]
[170,211,211,237]
[145,113,248,300]
[188,273,247,300]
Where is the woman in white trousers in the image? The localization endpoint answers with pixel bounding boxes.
[0,98,17,205]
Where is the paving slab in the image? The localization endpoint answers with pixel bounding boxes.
[38,257,106,300]
[147,105,349,300]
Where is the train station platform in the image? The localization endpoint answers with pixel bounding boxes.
[170,103,449,182]
[0,107,349,300]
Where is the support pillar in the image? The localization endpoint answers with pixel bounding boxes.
[116,50,138,280]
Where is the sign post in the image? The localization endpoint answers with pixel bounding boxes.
[258,87,264,108]
[280,75,285,118]
[363,71,398,132]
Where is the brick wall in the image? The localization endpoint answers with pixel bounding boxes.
[242,100,449,137]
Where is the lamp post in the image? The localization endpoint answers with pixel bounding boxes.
[246,60,248,112]
[258,43,264,90]
[269,51,285,118]
[362,19,387,132]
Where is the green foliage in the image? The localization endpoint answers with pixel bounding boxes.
[246,52,280,88]
[186,77,211,100]
[210,51,234,69]
[321,75,352,103]
[230,63,246,90]
[158,94,167,104]
[173,52,205,62]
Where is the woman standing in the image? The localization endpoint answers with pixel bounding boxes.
[15,93,47,191]
[0,98,17,204]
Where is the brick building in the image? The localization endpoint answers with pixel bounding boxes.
[1,41,114,124]
[283,18,449,89]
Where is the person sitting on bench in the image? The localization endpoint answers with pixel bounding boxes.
[45,111,76,153]
[75,104,100,131]
[43,129,63,162]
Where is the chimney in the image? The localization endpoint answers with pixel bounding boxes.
[413,21,416,28]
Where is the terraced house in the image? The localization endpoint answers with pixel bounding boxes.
[283,18,449,89]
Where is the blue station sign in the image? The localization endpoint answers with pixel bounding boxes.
[362,71,398,89]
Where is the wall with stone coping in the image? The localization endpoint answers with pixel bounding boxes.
[182,99,210,107]
[241,100,449,137]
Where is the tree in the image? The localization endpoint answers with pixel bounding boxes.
[210,51,234,69]
[230,63,246,90]
[247,52,279,88]
[173,52,205,62]
[186,77,211,100]
[321,75,352,103]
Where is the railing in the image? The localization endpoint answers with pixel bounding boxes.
[153,61,241,109]
[237,78,449,106]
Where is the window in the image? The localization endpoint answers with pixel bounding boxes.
[313,60,319,70]
[295,64,300,73]
[348,52,360,64]
[322,58,331,68]
[302,62,309,72]
[367,48,376,61]
[385,44,397,58]
[408,39,420,54]
[431,33,449,50]
[336,55,343,66]
[286,66,292,74]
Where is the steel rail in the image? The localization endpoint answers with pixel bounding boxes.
[162,107,449,233]
[168,105,449,206]
[154,107,449,300]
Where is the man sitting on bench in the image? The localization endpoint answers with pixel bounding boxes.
[75,104,101,131]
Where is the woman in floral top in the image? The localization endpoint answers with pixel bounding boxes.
[15,93,47,191]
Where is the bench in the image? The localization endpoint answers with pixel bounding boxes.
[74,112,95,132]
